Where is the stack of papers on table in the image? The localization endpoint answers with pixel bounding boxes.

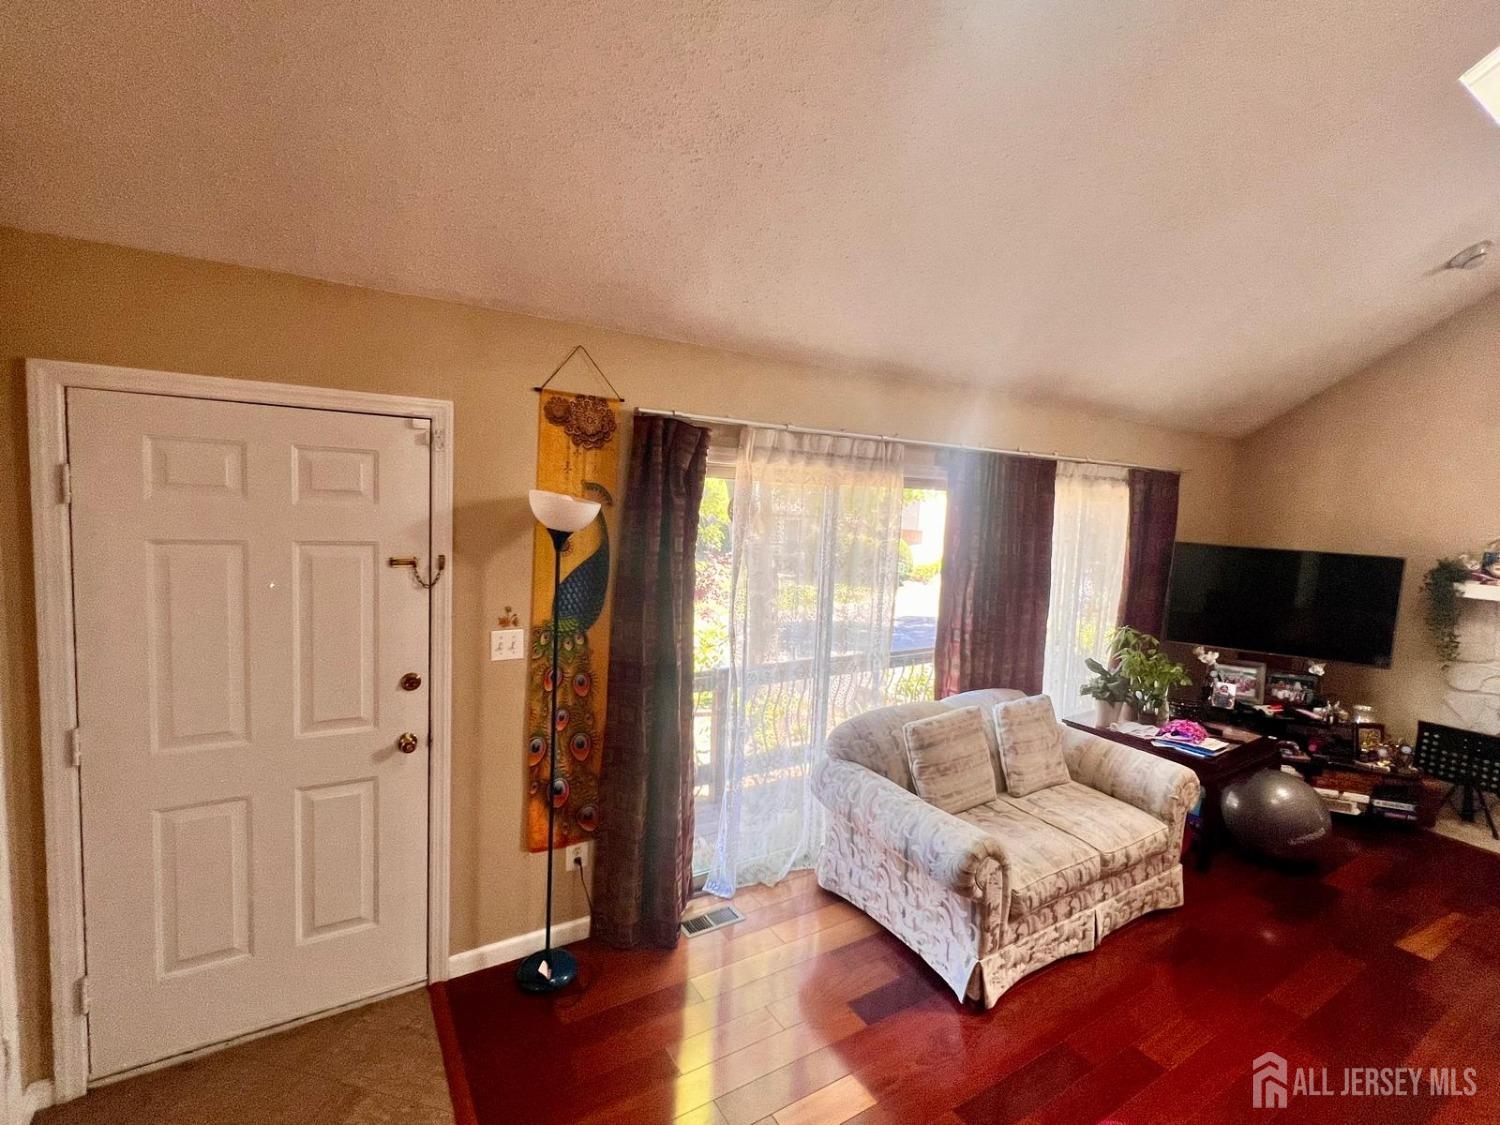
[1151,736,1232,757]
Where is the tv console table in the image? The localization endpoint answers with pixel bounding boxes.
[1173,700,1444,828]
[1064,717,1278,870]
[1170,698,1369,759]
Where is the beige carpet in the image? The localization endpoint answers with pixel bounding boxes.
[1429,796,1500,856]
[36,989,453,1125]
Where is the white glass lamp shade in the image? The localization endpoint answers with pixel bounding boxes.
[528,489,601,533]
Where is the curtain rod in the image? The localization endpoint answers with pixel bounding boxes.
[633,407,1184,475]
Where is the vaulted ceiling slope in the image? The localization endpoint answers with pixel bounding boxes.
[4,2,1500,433]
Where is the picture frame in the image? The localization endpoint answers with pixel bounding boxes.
[1209,679,1237,710]
[1355,723,1386,752]
[1266,671,1320,707]
[1211,660,1267,704]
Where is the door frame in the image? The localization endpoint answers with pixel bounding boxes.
[1,682,23,1123]
[26,359,455,1102]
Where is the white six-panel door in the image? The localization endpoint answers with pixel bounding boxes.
[67,389,432,1078]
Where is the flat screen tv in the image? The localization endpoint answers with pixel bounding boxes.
[1164,543,1405,668]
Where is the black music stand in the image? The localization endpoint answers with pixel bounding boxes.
[1414,721,1500,839]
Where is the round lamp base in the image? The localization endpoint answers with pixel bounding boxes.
[515,947,578,994]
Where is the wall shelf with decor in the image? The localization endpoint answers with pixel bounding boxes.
[1458,581,1500,602]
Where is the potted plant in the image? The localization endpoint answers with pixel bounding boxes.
[1107,626,1191,724]
[1079,657,1129,726]
[1421,557,1472,667]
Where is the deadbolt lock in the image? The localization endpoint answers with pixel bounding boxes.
[396,732,419,755]
[400,672,423,691]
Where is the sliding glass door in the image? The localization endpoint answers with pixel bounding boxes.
[689,431,945,887]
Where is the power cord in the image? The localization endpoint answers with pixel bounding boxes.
[547,854,596,1011]
[573,854,592,913]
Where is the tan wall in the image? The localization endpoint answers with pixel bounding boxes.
[0,226,1238,1084]
[1229,287,1500,742]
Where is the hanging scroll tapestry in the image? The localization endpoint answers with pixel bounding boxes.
[526,390,620,851]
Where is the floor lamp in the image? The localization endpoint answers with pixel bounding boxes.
[517,488,602,994]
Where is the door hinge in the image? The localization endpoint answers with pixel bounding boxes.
[431,429,446,452]
[68,728,82,769]
[58,462,72,505]
[75,976,90,1015]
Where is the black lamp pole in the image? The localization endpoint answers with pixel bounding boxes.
[516,526,580,993]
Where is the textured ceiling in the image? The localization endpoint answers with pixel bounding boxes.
[4,2,1500,434]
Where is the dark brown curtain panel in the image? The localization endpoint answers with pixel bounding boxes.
[593,415,710,949]
[935,451,1057,698]
[1118,468,1181,638]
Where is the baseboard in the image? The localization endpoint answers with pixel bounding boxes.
[20,1079,54,1123]
[447,916,591,979]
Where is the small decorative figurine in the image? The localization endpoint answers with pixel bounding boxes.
[1484,537,1500,580]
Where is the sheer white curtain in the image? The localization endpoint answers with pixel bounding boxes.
[706,428,904,895]
[1042,462,1130,718]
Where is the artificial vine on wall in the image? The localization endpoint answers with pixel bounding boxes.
[1420,558,1471,667]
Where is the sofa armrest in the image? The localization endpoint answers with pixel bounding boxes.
[812,758,1008,900]
[1061,727,1200,830]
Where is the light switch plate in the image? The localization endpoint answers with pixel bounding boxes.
[491,628,525,661]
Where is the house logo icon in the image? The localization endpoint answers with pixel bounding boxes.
[1253,1052,1288,1109]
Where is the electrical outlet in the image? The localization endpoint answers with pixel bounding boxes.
[490,628,525,661]
[565,843,590,869]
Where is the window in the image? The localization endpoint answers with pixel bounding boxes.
[892,486,946,700]
[691,467,734,877]
[690,431,944,880]
[689,432,1129,883]
[1042,462,1130,718]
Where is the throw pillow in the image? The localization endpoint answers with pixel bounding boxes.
[903,706,998,814]
[992,695,1070,797]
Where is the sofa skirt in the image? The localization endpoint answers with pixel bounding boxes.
[966,863,1184,1006]
[815,810,1185,1010]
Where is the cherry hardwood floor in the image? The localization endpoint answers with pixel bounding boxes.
[436,825,1500,1125]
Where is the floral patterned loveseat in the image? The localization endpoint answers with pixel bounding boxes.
[811,689,1198,1007]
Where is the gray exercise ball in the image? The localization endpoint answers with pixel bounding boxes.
[1221,769,1332,860]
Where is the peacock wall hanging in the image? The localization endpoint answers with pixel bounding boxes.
[525,355,623,851]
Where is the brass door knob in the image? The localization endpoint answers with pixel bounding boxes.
[400,672,423,691]
[396,732,420,755]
